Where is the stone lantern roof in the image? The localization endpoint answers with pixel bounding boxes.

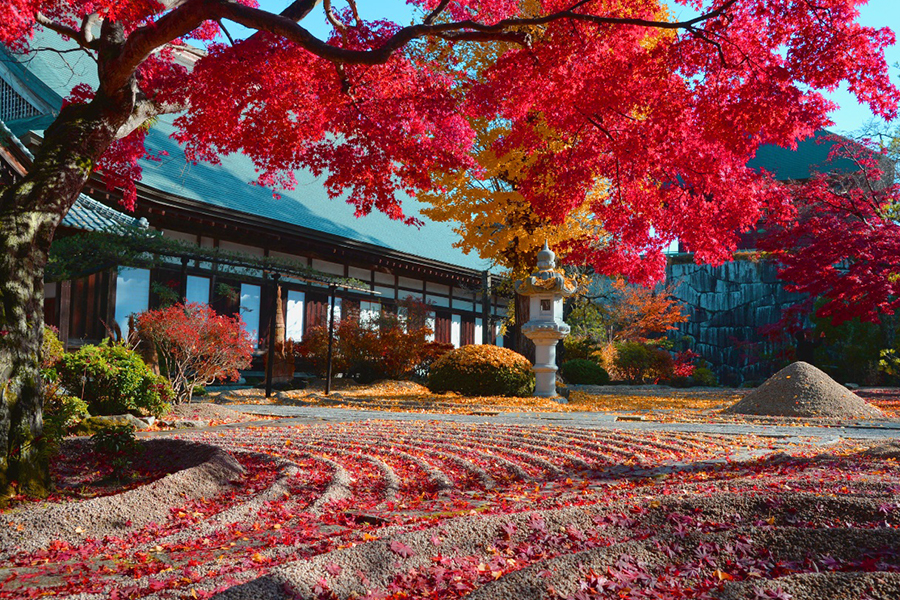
[514,242,578,296]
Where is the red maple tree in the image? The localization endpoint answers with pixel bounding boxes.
[761,135,900,326]
[0,0,896,496]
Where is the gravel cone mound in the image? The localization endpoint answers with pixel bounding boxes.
[723,361,883,418]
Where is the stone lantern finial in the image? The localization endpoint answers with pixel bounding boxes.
[537,241,555,270]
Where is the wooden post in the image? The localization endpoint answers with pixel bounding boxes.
[106,267,118,341]
[265,272,280,398]
[325,285,337,396]
[515,292,535,363]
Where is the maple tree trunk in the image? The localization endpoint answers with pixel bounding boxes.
[514,293,535,363]
[0,98,130,500]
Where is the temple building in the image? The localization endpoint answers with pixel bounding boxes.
[0,34,507,352]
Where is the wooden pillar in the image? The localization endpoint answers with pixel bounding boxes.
[265,273,280,398]
[58,280,71,351]
[514,292,535,362]
[106,267,118,341]
[325,284,337,396]
[180,256,189,302]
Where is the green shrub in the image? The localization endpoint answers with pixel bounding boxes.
[560,359,610,385]
[43,394,89,445]
[91,425,140,480]
[40,327,89,448]
[613,342,674,383]
[427,345,534,397]
[57,340,173,417]
[563,336,602,361]
[670,368,719,388]
[192,385,207,397]
[691,367,718,387]
[613,342,652,383]
[669,375,692,388]
[42,326,65,369]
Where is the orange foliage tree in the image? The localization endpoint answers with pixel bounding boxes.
[608,279,689,343]
[569,278,688,344]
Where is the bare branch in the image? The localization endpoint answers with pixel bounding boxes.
[36,12,96,49]
[80,13,102,44]
[346,0,361,27]
[218,20,236,45]
[686,25,728,66]
[433,30,531,46]
[425,0,452,25]
[213,0,741,65]
[111,0,738,95]
[29,46,97,62]
[323,0,346,31]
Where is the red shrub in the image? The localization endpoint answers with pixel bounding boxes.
[135,303,253,403]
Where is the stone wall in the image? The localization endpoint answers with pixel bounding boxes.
[665,257,804,385]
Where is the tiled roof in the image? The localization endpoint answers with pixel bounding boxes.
[2,33,494,273]
[747,131,859,181]
[0,117,142,232]
[62,194,147,232]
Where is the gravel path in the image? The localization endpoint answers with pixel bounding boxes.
[4,397,900,599]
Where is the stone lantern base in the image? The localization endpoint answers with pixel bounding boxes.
[523,327,567,400]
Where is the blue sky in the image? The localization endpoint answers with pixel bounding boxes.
[246,0,900,133]
[794,0,900,134]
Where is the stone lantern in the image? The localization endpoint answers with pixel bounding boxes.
[515,242,577,399]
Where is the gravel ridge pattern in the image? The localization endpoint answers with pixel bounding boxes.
[3,422,900,599]
[0,439,243,558]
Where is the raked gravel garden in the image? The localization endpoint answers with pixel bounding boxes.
[3,364,900,600]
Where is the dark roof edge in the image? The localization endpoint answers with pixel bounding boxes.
[0,45,66,110]
[132,182,491,279]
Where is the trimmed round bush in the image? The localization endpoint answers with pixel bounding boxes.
[427,345,535,397]
[57,340,173,417]
[691,367,718,387]
[560,359,610,385]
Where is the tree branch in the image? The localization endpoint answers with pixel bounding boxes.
[424,0,451,25]
[218,19,236,45]
[433,30,531,46]
[214,0,739,65]
[115,95,187,140]
[278,0,322,23]
[111,0,738,96]
[323,0,345,31]
[36,12,97,49]
[346,0,361,27]
[80,13,103,45]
